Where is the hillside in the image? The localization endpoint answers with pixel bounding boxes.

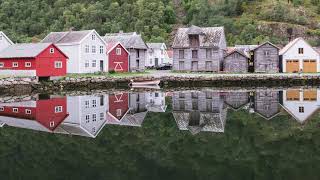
[0,0,320,46]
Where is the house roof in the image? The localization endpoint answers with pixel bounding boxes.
[172,26,225,48]
[225,48,249,58]
[41,30,95,44]
[279,37,319,55]
[0,31,14,45]
[251,41,279,51]
[106,42,129,54]
[0,43,53,58]
[186,25,205,35]
[147,43,166,49]
[104,32,148,49]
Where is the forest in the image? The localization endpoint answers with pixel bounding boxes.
[1,0,320,46]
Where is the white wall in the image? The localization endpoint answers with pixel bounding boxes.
[146,44,168,67]
[0,70,36,77]
[282,39,320,72]
[56,44,80,73]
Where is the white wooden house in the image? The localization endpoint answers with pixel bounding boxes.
[146,43,169,67]
[281,89,320,123]
[0,31,13,52]
[42,29,107,74]
[145,92,167,112]
[280,38,320,73]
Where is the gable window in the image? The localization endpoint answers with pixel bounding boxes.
[92,34,96,40]
[264,50,270,56]
[13,108,18,113]
[85,45,89,53]
[136,50,140,58]
[54,61,62,69]
[85,60,90,68]
[206,49,212,58]
[0,62,4,68]
[233,53,239,58]
[192,50,198,58]
[100,113,104,120]
[179,50,184,59]
[0,107,4,111]
[92,60,96,67]
[299,106,304,113]
[12,62,18,67]
[189,35,200,47]
[25,109,31,114]
[92,100,97,107]
[92,114,97,122]
[116,48,122,55]
[92,46,96,53]
[100,46,104,54]
[49,121,55,128]
[25,62,31,68]
[85,115,90,123]
[298,48,304,54]
[55,106,63,113]
[50,48,54,54]
[116,109,122,117]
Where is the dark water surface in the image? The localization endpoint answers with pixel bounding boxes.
[0,87,320,179]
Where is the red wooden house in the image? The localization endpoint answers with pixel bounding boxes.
[106,42,129,72]
[0,95,69,132]
[0,43,68,79]
[106,92,130,124]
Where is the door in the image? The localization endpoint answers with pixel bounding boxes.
[179,61,184,70]
[100,60,104,72]
[205,61,212,71]
[303,59,317,73]
[155,58,159,67]
[192,61,198,71]
[286,60,299,73]
[286,90,300,101]
[303,90,317,101]
[136,60,140,70]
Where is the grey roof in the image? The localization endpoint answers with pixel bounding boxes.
[104,32,148,49]
[0,43,52,58]
[172,26,225,48]
[147,43,165,49]
[41,30,93,44]
[186,25,205,35]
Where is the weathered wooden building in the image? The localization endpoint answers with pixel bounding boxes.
[104,31,148,72]
[251,42,279,73]
[172,90,227,134]
[224,91,249,110]
[254,90,280,120]
[172,25,227,72]
[223,48,249,73]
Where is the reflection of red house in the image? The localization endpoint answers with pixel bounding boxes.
[106,42,129,72]
[0,96,68,131]
[107,93,130,124]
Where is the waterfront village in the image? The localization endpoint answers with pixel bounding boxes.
[0,25,319,80]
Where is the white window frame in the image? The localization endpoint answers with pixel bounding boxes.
[54,61,63,69]
[12,62,18,67]
[92,45,96,53]
[92,34,96,40]
[100,46,104,54]
[116,109,122,117]
[100,113,104,120]
[25,62,31,68]
[85,45,90,53]
[92,60,96,67]
[92,100,97,107]
[13,108,18,113]
[85,114,90,123]
[49,121,55,128]
[85,60,90,68]
[25,109,31,114]
[0,62,4,68]
[0,107,4,111]
[85,100,90,108]
[92,114,97,122]
[54,106,63,113]
[50,48,55,54]
[116,48,121,55]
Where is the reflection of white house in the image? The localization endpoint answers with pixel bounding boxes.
[146,43,169,67]
[281,89,320,123]
[0,31,13,52]
[62,95,108,138]
[280,38,320,73]
[145,92,167,112]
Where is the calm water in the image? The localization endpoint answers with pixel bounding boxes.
[0,88,320,179]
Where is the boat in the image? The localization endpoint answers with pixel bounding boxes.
[129,80,160,87]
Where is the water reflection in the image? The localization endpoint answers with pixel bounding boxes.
[0,88,319,137]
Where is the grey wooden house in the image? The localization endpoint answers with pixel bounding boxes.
[172,90,227,135]
[172,25,227,72]
[104,31,148,72]
[254,90,281,120]
[224,91,249,110]
[251,42,280,73]
[223,48,249,73]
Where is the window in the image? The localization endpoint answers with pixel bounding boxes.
[25,62,31,68]
[206,49,212,58]
[0,107,4,111]
[50,48,54,53]
[12,62,18,67]
[92,114,97,122]
[100,113,104,120]
[85,115,90,123]
[116,48,121,55]
[92,45,96,53]
[54,61,62,69]
[299,106,304,113]
[0,62,4,68]
[136,50,140,58]
[189,35,200,47]
[264,51,270,56]
[179,61,185,70]
[92,127,96,133]
[85,45,89,53]
[179,50,184,59]
[85,60,90,68]
[192,50,198,58]
[92,34,96,40]
[25,109,31,114]
[116,109,122,117]
[55,106,63,113]
[298,48,304,54]
[100,46,104,54]
[85,100,90,108]
[13,108,18,113]
[92,60,96,67]
[233,53,239,58]
[49,121,55,128]
[92,100,97,107]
